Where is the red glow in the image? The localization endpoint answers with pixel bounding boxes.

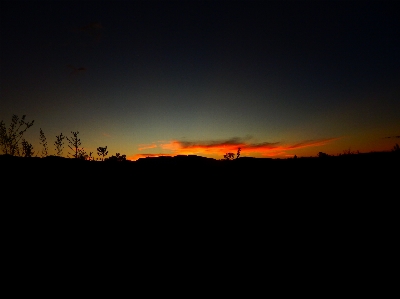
[129,137,341,160]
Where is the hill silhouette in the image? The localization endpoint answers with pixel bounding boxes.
[2,151,398,197]
[2,151,397,277]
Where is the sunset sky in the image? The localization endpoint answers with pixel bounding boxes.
[1,0,399,160]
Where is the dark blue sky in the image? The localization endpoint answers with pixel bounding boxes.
[1,0,399,159]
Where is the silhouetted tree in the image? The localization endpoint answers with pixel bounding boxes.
[21,139,34,157]
[224,153,235,160]
[97,146,108,161]
[66,131,86,158]
[39,128,48,157]
[54,133,65,157]
[106,152,126,162]
[224,147,241,160]
[0,114,34,156]
[116,153,126,161]
[392,143,400,152]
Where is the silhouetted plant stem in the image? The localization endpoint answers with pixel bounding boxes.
[66,131,86,158]
[0,114,34,156]
[39,128,48,157]
[54,133,65,157]
[236,147,241,159]
[21,139,35,157]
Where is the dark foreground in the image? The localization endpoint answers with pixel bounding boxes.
[2,151,398,224]
[2,151,398,201]
[1,152,398,291]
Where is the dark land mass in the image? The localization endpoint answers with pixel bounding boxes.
[1,150,398,176]
[2,152,398,280]
[2,151,398,219]
[2,151,398,198]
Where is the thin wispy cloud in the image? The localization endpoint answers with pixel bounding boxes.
[138,143,157,151]
[257,138,340,157]
[286,138,340,150]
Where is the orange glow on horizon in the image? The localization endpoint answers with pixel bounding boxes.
[127,137,342,161]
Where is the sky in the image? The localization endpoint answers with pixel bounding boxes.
[1,0,399,160]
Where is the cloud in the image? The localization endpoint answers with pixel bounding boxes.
[154,137,340,158]
[256,138,340,157]
[160,138,249,155]
[130,137,340,161]
[138,143,157,150]
[178,136,252,148]
[285,138,340,150]
[102,133,111,138]
[384,135,400,139]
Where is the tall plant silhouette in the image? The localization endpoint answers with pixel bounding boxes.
[21,139,34,157]
[0,114,34,156]
[39,128,48,157]
[66,131,86,159]
[97,146,108,161]
[54,133,65,157]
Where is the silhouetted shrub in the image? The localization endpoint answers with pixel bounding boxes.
[106,153,126,162]
[85,152,94,161]
[318,152,330,158]
[342,148,359,155]
[39,128,48,157]
[54,133,65,157]
[224,153,235,160]
[0,114,34,156]
[97,146,108,161]
[66,131,86,158]
[77,149,88,160]
[21,139,35,157]
[224,147,241,160]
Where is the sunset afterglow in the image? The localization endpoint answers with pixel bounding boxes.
[1,1,399,161]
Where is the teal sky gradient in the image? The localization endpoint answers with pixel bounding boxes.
[1,1,399,159]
